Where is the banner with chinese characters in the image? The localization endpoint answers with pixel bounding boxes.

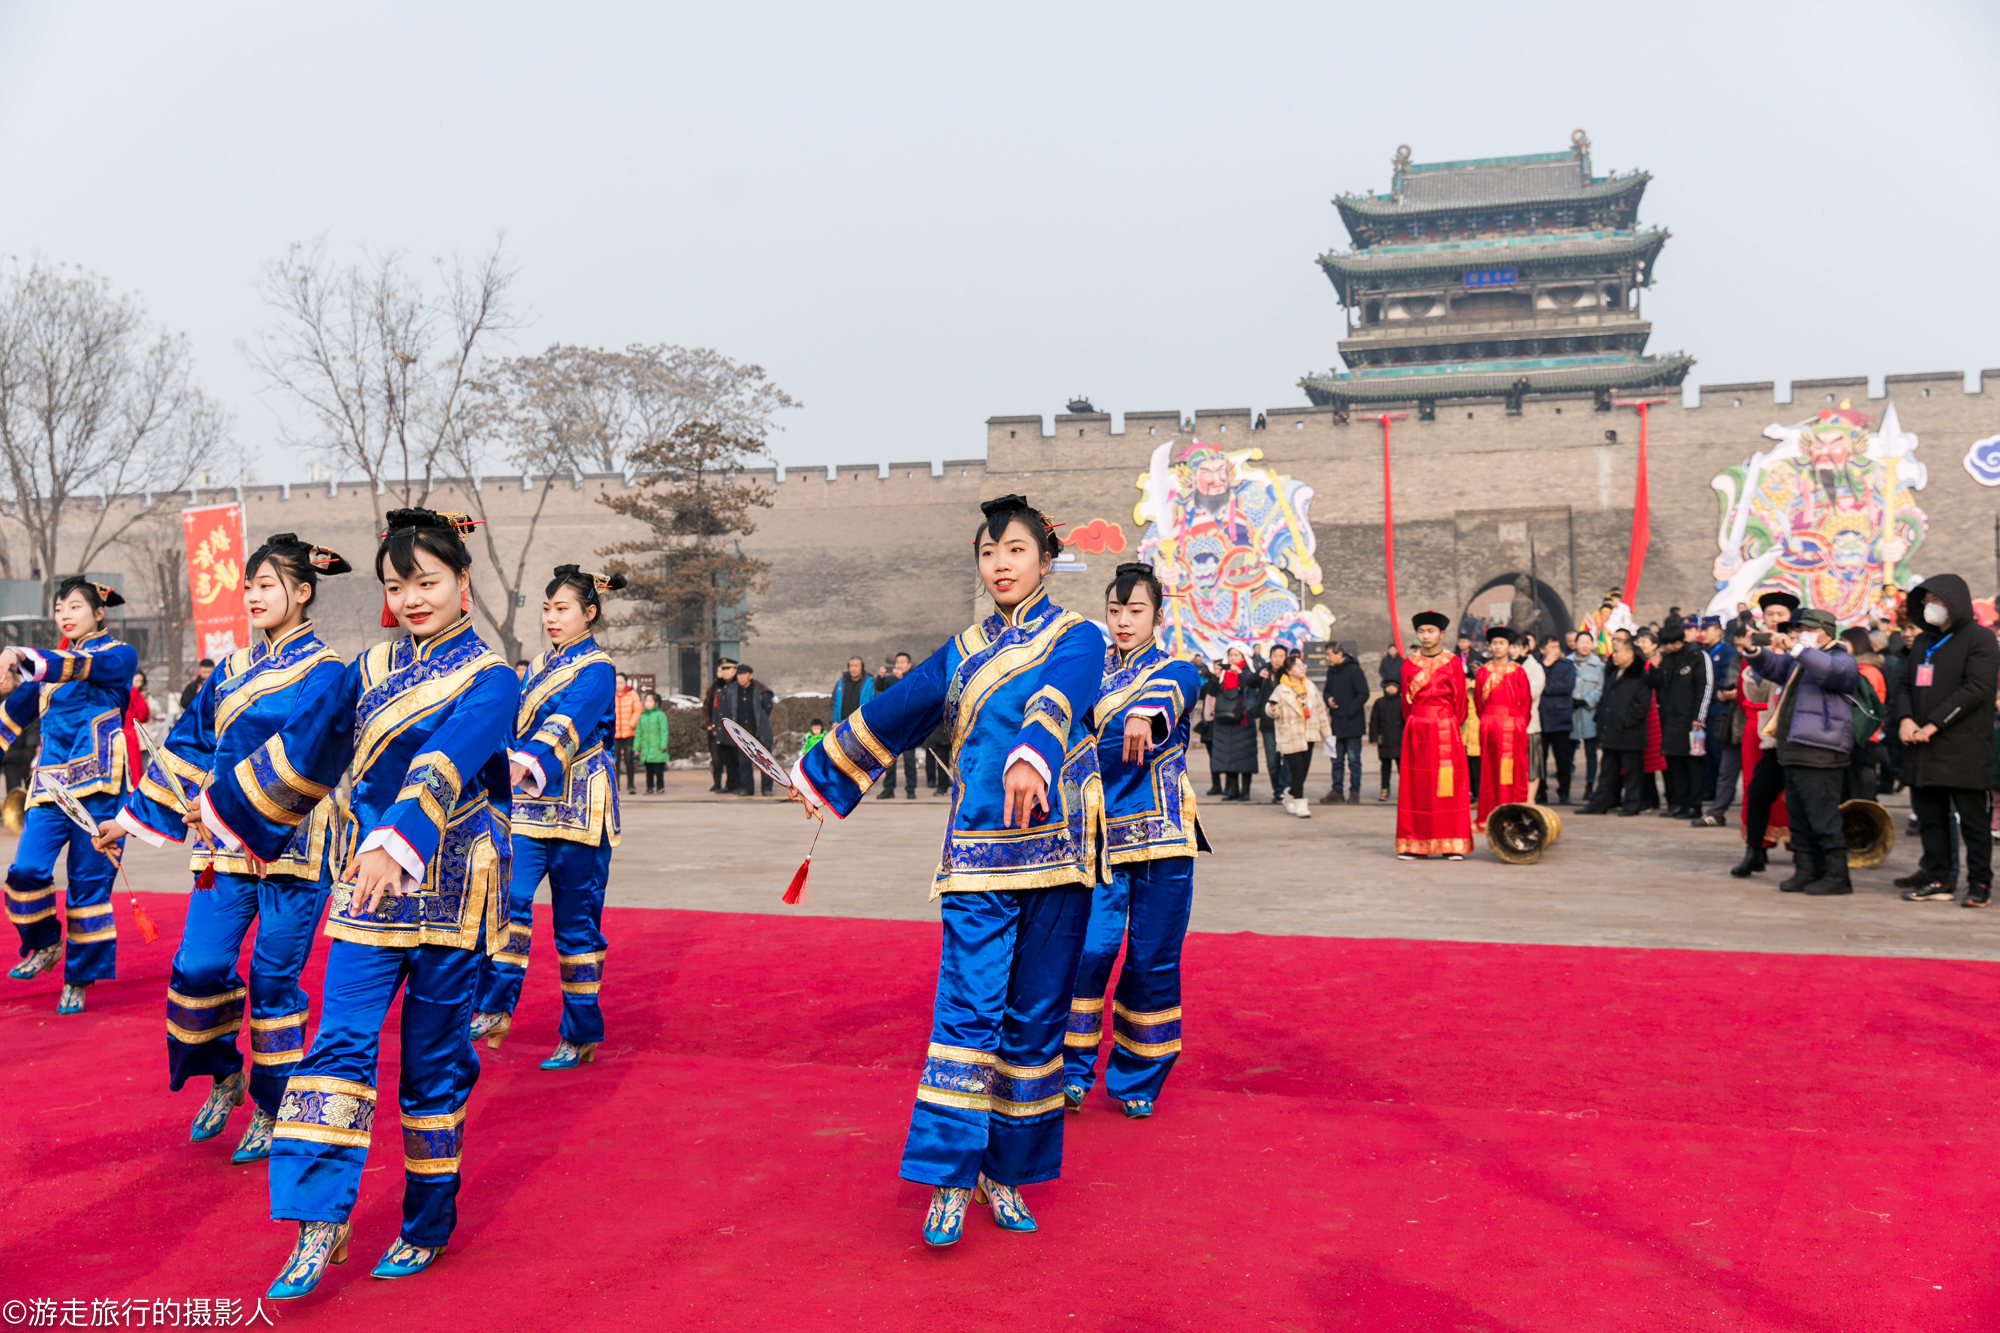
[182,503,248,661]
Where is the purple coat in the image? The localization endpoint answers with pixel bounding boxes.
[1748,646,1858,754]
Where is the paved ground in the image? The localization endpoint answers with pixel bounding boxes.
[78,756,1998,963]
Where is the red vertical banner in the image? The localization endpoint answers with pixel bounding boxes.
[182,503,248,661]
[1615,397,1666,610]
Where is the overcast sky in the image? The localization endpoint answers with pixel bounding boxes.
[1,1,1994,480]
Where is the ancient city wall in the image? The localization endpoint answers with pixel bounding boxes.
[2,369,1993,695]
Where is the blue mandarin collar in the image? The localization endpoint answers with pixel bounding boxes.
[254,621,318,663]
[410,613,480,662]
[988,586,1056,637]
[71,630,113,650]
[544,633,598,668]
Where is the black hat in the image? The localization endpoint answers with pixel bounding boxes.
[1412,610,1450,631]
[1757,589,1802,613]
[1484,625,1516,643]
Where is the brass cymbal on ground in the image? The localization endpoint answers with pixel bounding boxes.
[1840,799,1895,869]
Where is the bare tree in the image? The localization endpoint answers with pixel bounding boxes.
[442,348,626,662]
[444,344,796,663]
[0,261,230,608]
[246,238,518,527]
[123,513,194,689]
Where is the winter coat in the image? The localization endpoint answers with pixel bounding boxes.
[1253,664,1284,734]
[1749,646,1858,756]
[1322,657,1370,740]
[830,671,875,721]
[1569,653,1603,741]
[1203,672,1259,773]
[1378,651,1405,688]
[635,706,670,764]
[1895,573,2000,790]
[1650,645,1715,756]
[1267,678,1332,754]
[1538,656,1577,733]
[1368,691,1405,753]
[720,680,775,748]
[1596,662,1654,751]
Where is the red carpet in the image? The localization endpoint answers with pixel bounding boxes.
[3,893,1997,1331]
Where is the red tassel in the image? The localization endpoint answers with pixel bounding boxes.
[194,863,215,890]
[379,593,399,628]
[782,857,810,905]
[131,898,160,943]
[461,586,471,613]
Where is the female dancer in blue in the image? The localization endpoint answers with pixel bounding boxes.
[470,564,624,1069]
[1,578,138,1015]
[789,495,1106,1249]
[1063,562,1206,1119]
[92,534,354,1163]
[197,508,517,1297]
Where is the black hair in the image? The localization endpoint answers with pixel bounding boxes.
[377,508,476,583]
[53,576,124,611]
[973,494,1063,560]
[246,533,351,615]
[545,564,629,625]
[1105,561,1164,612]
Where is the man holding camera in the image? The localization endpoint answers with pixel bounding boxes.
[1745,608,1859,895]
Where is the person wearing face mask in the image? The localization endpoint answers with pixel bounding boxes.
[1745,608,1860,895]
[1893,575,1998,906]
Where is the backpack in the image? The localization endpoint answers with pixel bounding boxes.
[1848,668,1883,747]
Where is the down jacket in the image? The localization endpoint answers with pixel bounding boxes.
[1748,646,1858,755]
[1896,573,2000,790]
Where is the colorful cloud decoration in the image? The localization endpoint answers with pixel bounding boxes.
[1963,434,2000,487]
[1069,518,1126,554]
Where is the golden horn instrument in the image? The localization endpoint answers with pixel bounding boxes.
[1485,802,1563,865]
[1840,799,1896,870]
[1,786,25,835]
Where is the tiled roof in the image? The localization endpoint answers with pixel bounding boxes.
[1318,230,1668,303]
[1340,166,1647,218]
[1299,355,1694,408]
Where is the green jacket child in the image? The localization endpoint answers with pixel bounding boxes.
[635,698,671,765]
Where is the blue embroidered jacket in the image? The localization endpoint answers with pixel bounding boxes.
[119,623,354,883]
[796,586,1105,897]
[510,635,619,847]
[1093,642,1207,866]
[0,630,138,806]
[204,615,519,953]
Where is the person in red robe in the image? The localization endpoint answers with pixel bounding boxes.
[1474,626,1532,829]
[1397,611,1472,859]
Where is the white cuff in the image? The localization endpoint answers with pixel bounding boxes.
[510,750,548,797]
[1128,705,1167,720]
[1006,745,1051,787]
[116,807,177,848]
[19,648,47,682]
[358,828,426,893]
[789,757,839,818]
[199,791,244,851]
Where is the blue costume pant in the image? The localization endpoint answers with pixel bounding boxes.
[7,794,121,983]
[1064,856,1194,1104]
[903,886,1089,1189]
[269,937,481,1248]
[165,872,331,1116]
[473,833,611,1044]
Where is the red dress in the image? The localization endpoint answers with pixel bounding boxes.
[1474,662,1532,827]
[122,686,150,778]
[1397,653,1472,856]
